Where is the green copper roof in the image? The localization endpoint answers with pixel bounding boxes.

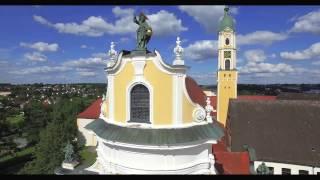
[219,7,235,32]
[85,119,224,146]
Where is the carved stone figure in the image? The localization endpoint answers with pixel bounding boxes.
[63,141,74,162]
[133,12,152,51]
[256,162,272,175]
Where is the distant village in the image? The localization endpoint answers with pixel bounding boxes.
[0,83,106,174]
[0,83,106,112]
[1,82,320,174]
[1,83,320,113]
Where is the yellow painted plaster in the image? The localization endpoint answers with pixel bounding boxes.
[182,91,196,124]
[113,62,134,123]
[217,71,237,126]
[144,60,173,125]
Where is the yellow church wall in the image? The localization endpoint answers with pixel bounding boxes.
[217,71,237,126]
[114,62,134,123]
[144,60,173,125]
[103,100,109,118]
[182,92,196,124]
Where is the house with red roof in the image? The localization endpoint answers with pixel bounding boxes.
[77,98,102,146]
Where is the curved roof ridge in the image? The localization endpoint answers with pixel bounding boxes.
[185,76,207,107]
[77,98,102,119]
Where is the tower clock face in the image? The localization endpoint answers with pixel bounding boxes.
[224,51,231,58]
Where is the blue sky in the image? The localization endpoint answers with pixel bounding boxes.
[0,5,320,85]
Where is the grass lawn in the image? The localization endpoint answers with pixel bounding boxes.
[6,113,24,127]
[0,96,4,101]
[0,146,35,163]
[79,147,97,167]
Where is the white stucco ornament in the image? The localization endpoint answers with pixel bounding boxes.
[205,97,214,123]
[101,94,107,117]
[107,42,118,67]
[173,36,184,65]
[193,105,206,123]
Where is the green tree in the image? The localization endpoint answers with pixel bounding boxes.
[23,101,51,144]
[20,97,91,174]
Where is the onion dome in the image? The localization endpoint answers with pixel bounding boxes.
[219,7,235,32]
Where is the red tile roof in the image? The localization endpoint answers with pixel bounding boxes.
[77,98,102,119]
[209,96,217,109]
[212,141,251,175]
[185,76,207,107]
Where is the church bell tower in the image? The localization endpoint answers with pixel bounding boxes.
[217,7,238,127]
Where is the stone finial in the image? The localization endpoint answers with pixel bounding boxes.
[107,42,117,67]
[173,36,184,65]
[205,97,213,123]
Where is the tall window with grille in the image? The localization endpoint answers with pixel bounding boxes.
[129,84,150,124]
[225,59,231,70]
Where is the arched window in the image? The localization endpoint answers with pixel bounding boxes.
[129,84,150,124]
[225,38,230,45]
[225,59,231,70]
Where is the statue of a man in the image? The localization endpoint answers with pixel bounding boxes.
[63,141,74,162]
[133,12,152,51]
[256,162,272,175]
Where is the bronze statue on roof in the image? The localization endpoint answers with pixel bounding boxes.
[133,12,152,51]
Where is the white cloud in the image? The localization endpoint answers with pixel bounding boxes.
[239,49,295,74]
[183,31,287,60]
[80,44,95,50]
[178,5,237,32]
[78,71,97,77]
[20,42,59,52]
[119,37,130,43]
[312,61,320,65]
[33,7,186,37]
[148,10,188,36]
[184,40,218,61]
[92,52,108,59]
[237,31,288,46]
[0,60,8,64]
[280,42,320,60]
[290,9,320,34]
[188,72,216,85]
[34,15,113,37]
[243,49,266,63]
[112,6,134,18]
[63,57,106,68]
[33,15,51,25]
[9,66,71,75]
[240,62,295,74]
[270,53,277,58]
[24,52,47,62]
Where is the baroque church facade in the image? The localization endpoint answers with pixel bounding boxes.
[78,7,244,174]
[76,7,320,175]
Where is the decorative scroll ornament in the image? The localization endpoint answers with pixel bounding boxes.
[173,37,184,65]
[205,97,214,123]
[193,105,206,123]
[107,42,118,67]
